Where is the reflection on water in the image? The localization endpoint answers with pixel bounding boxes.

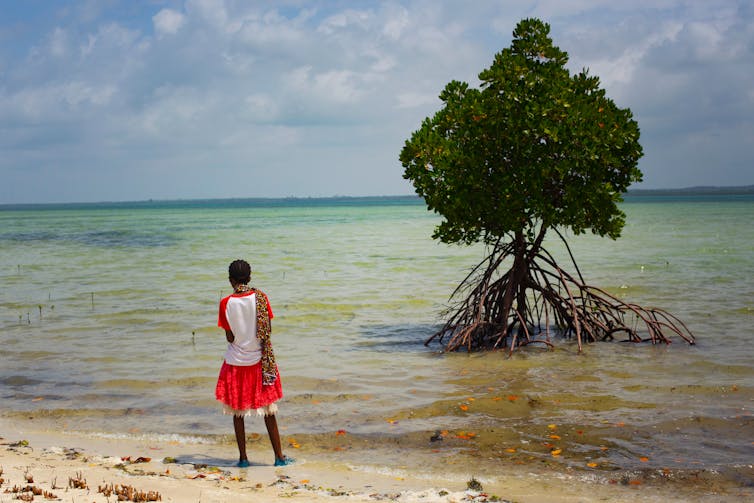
[1,197,753,489]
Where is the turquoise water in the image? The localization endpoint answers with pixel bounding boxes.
[1,196,753,480]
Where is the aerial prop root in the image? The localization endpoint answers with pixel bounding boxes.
[427,239,695,352]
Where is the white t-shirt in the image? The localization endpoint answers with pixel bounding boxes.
[217,291,274,366]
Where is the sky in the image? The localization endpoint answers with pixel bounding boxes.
[1,1,753,204]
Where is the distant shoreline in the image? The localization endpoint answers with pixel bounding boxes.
[0,194,422,211]
[627,184,754,196]
[1,185,753,210]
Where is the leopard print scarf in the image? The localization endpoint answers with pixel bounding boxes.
[253,289,277,386]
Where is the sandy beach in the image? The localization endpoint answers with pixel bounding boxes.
[2,418,750,503]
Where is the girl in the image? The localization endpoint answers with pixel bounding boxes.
[215,259,293,467]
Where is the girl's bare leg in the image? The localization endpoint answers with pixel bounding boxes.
[264,414,284,460]
[233,415,248,462]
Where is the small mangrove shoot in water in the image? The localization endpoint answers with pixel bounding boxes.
[400,18,694,352]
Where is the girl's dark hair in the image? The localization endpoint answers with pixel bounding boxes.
[228,259,251,284]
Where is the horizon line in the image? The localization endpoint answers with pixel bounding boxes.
[2,184,753,208]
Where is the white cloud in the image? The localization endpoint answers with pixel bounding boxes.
[236,11,306,47]
[49,27,69,57]
[382,5,409,40]
[244,93,279,122]
[153,9,186,37]
[315,70,368,103]
[368,52,395,73]
[186,0,228,30]
[2,81,115,121]
[317,9,372,35]
[585,21,683,91]
[63,81,116,107]
[80,34,97,57]
[286,65,367,105]
[139,85,209,135]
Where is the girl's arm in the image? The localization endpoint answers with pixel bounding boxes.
[225,329,235,343]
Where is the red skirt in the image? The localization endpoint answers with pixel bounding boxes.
[215,361,283,417]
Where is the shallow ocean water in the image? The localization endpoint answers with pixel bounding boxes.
[1,195,752,482]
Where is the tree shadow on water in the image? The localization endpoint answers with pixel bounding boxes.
[350,323,443,353]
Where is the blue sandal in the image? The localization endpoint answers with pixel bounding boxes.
[274,456,295,466]
[236,459,251,468]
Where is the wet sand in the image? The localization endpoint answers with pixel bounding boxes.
[1,418,750,502]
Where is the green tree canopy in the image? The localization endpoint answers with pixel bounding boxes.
[400,18,643,245]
